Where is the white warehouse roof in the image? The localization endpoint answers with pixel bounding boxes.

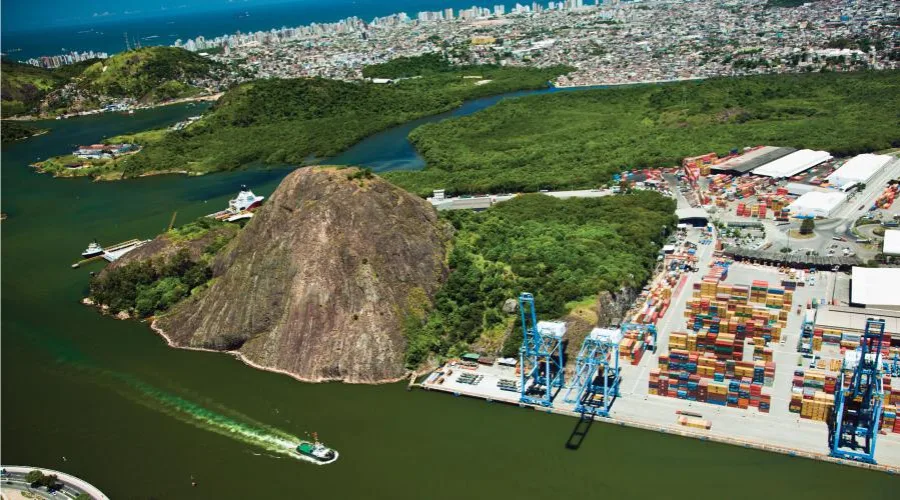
[885,229,900,256]
[851,267,900,307]
[826,154,892,188]
[786,191,847,218]
[752,149,832,178]
[784,182,817,196]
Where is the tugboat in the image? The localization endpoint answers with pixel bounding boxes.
[81,240,104,258]
[294,433,338,464]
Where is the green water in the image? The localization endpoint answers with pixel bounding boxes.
[1,104,897,499]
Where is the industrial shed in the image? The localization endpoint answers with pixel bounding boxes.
[784,182,817,196]
[826,153,892,188]
[723,246,860,270]
[752,149,832,178]
[711,146,796,174]
[786,191,847,218]
[884,229,900,257]
[850,267,900,310]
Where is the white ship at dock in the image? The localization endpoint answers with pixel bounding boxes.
[207,186,265,222]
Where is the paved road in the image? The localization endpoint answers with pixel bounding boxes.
[1,467,108,500]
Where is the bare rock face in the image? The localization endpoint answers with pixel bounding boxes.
[157,167,450,383]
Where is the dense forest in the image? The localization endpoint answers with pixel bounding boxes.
[111,60,570,178]
[386,70,900,196]
[89,218,236,317]
[1,121,46,144]
[404,192,676,367]
[361,53,453,78]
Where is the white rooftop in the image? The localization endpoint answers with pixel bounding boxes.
[589,327,623,344]
[537,320,566,338]
[826,154,892,187]
[851,267,900,307]
[786,191,847,218]
[752,149,832,178]
[884,229,900,256]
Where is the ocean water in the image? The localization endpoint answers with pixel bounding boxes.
[2,0,526,60]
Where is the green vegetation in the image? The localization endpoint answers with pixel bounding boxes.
[103,127,170,146]
[404,192,675,366]
[362,53,452,78]
[800,218,815,234]
[1,120,47,143]
[89,218,237,316]
[2,48,214,117]
[0,58,80,116]
[386,71,900,196]
[77,47,220,102]
[108,59,570,178]
[24,470,60,490]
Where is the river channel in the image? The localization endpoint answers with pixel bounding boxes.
[1,94,897,498]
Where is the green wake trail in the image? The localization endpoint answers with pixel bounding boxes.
[26,328,326,463]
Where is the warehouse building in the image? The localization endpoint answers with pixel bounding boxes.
[711,146,796,174]
[884,229,900,257]
[814,306,900,338]
[825,153,893,188]
[752,149,832,178]
[850,267,900,311]
[784,182,817,196]
[786,190,847,218]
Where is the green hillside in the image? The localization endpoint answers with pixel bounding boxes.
[404,192,675,366]
[0,59,67,116]
[385,70,900,196]
[76,47,221,102]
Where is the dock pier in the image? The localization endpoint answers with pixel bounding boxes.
[411,381,900,475]
[71,238,149,268]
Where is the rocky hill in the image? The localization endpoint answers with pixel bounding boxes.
[155,167,451,383]
[74,47,221,102]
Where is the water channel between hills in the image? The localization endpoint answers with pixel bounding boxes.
[2,91,897,499]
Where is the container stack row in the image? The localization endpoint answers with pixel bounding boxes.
[649,365,772,412]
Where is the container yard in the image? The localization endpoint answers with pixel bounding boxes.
[418,219,900,473]
[416,146,900,473]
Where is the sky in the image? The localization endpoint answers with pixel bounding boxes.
[2,0,303,31]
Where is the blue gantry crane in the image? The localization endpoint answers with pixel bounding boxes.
[563,327,622,417]
[518,293,566,407]
[827,318,886,464]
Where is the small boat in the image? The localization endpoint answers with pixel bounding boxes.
[293,433,338,464]
[82,240,104,258]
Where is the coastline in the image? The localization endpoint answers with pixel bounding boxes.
[8,92,223,122]
[148,319,409,385]
[414,381,900,475]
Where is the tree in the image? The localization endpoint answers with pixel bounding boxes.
[800,218,815,235]
[26,470,44,485]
